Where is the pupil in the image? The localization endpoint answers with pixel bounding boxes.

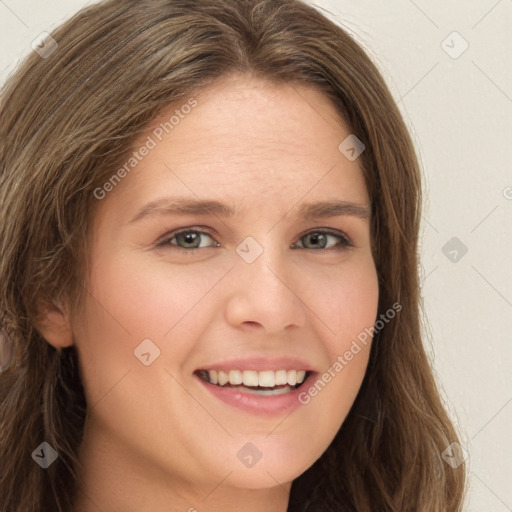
[309,233,325,248]
[180,233,198,247]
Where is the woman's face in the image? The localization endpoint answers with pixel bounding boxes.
[73,74,379,500]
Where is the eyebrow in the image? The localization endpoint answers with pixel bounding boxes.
[129,197,371,224]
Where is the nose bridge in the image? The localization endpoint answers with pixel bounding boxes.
[225,235,306,332]
[236,233,289,291]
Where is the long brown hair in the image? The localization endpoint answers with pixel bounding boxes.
[0,0,466,510]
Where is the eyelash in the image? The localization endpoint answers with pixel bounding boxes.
[156,227,353,253]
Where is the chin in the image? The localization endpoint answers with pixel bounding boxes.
[213,435,323,491]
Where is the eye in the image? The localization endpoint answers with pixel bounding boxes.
[292,230,353,251]
[155,227,353,252]
[156,229,219,250]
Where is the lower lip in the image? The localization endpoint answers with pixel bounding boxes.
[195,374,314,416]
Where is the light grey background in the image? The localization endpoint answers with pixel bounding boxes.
[1,1,511,510]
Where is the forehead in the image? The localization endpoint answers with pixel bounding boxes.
[97,74,370,221]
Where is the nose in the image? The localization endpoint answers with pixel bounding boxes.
[224,246,307,334]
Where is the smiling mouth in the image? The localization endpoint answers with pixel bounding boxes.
[195,369,311,396]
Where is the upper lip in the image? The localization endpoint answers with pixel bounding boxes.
[195,356,317,373]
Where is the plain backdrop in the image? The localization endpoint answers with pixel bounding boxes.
[1,1,511,510]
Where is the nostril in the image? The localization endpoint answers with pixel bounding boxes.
[242,321,261,329]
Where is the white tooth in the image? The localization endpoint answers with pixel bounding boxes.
[228,369,243,385]
[259,370,275,387]
[242,370,259,387]
[296,370,306,384]
[211,369,304,387]
[275,369,287,385]
[217,370,229,386]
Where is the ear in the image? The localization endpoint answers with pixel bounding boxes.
[35,298,74,349]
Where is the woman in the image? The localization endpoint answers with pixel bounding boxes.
[0,0,466,510]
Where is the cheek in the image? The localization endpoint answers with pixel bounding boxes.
[304,255,379,346]
[297,256,378,410]
[267,258,379,474]
[83,249,226,337]
[73,252,228,388]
